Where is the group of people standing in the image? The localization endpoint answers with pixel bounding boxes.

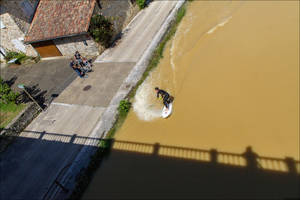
[70,51,93,78]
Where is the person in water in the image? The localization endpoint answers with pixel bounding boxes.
[155,87,173,109]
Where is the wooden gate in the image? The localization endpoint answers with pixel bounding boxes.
[31,40,62,58]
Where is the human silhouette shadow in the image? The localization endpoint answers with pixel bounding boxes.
[242,146,260,170]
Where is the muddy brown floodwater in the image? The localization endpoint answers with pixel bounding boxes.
[83,1,299,199]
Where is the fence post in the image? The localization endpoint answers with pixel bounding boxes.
[210,149,218,164]
[284,157,297,174]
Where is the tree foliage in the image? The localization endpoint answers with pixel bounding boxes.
[89,15,114,48]
[0,77,19,104]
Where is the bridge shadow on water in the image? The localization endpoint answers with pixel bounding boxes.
[0,130,299,199]
[83,139,300,199]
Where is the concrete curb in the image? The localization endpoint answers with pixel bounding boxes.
[41,56,69,61]
[53,1,186,198]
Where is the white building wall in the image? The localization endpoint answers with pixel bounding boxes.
[0,0,38,34]
[0,13,38,59]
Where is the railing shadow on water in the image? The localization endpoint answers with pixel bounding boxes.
[2,128,299,175]
[1,129,299,199]
[81,139,300,199]
[110,140,300,175]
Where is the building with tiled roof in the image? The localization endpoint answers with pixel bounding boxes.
[0,0,39,59]
[1,0,99,58]
[24,0,96,43]
[23,0,99,58]
[1,0,138,59]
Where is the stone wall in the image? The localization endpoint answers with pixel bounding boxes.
[53,34,99,57]
[0,103,41,153]
[0,12,38,58]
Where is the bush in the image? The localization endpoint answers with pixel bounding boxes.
[136,0,146,9]
[4,51,29,64]
[4,51,19,61]
[88,15,114,48]
[118,99,131,116]
[0,77,19,104]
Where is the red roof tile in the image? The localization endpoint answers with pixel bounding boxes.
[24,0,96,43]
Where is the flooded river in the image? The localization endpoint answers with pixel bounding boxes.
[83,1,299,199]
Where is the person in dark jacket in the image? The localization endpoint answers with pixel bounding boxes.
[70,59,86,78]
[155,87,173,109]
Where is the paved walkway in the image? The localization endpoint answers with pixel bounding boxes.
[54,62,135,107]
[0,1,178,199]
[96,1,175,63]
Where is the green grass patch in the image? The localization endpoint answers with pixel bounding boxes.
[136,0,146,9]
[4,51,34,65]
[106,99,131,139]
[0,103,26,129]
[0,76,25,129]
